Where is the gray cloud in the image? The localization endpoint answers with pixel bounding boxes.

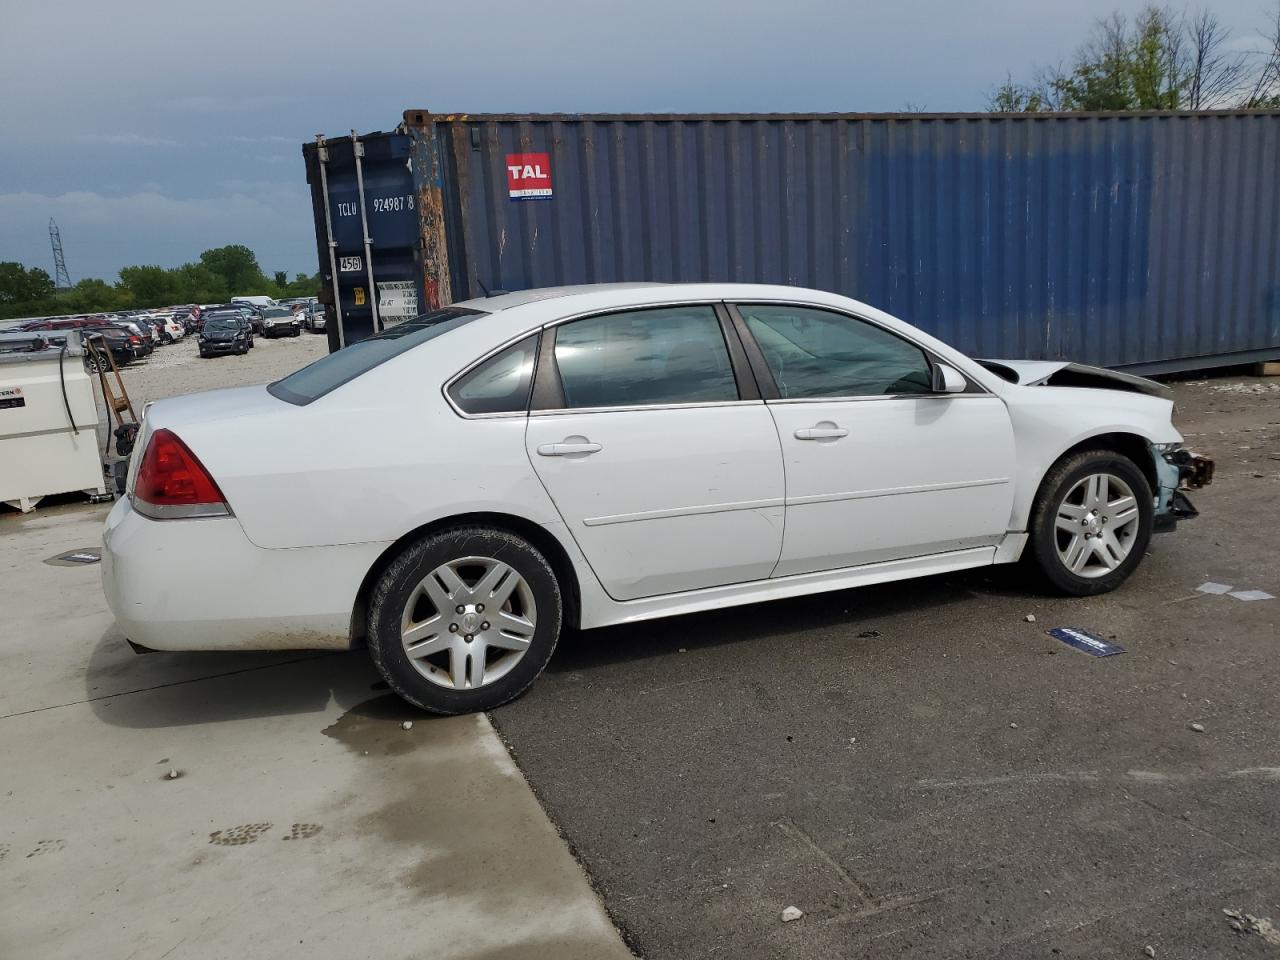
[75,133,181,147]
[0,0,1270,280]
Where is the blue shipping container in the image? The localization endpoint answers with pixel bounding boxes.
[302,110,1280,372]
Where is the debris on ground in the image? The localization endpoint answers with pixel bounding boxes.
[1010,722,1019,729]
[1024,614,1037,623]
[781,906,803,923]
[1189,722,1206,733]
[1196,582,1233,595]
[1223,908,1280,945]
[401,721,413,731]
[1144,946,1156,958]
[166,769,179,780]
[1047,627,1125,657]
[1208,382,1280,395]
[1229,589,1275,602]
[856,629,881,638]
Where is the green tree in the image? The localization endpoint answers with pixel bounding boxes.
[273,270,288,287]
[0,262,56,304]
[991,3,1277,112]
[199,244,266,293]
[118,265,178,306]
[281,272,320,298]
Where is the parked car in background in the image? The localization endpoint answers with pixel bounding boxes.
[139,313,183,344]
[195,304,260,338]
[242,305,266,335]
[305,301,326,333]
[16,316,151,360]
[171,308,198,335]
[84,326,142,369]
[112,320,155,355]
[261,306,302,338]
[232,295,277,309]
[196,312,254,357]
[163,315,186,342]
[102,283,1213,716]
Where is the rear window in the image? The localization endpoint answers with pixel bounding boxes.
[268,307,486,405]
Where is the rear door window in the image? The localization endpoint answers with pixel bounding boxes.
[269,307,485,405]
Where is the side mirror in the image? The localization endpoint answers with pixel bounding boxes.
[931,362,967,394]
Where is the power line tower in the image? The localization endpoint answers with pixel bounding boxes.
[49,218,71,290]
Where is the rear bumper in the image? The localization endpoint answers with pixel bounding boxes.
[101,497,388,651]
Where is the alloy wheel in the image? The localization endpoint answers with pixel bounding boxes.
[1053,472,1141,578]
[400,556,537,690]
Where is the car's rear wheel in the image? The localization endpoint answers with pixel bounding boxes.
[1026,449,1153,596]
[367,527,563,714]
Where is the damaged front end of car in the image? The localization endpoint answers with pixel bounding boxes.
[1151,442,1214,533]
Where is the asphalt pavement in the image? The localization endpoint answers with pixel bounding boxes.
[491,375,1280,960]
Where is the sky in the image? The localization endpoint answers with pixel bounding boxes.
[0,0,1270,283]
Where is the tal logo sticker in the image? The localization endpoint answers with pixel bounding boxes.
[506,153,552,199]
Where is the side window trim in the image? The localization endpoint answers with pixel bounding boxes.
[531,303,756,413]
[724,302,780,400]
[728,301,985,401]
[713,302,762,402]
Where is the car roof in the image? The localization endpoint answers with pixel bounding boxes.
[411,282,882,375]
[453,282,666,312]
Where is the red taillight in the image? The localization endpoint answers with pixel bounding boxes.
[129,335,140,344]
[133,429,229,518]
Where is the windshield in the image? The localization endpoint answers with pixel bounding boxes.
[203,316,240,331]
[264,307,291,318]
[269,307,486,405]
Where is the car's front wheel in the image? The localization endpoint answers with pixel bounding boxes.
[367,527,563,714]
[1026,449,1153,596]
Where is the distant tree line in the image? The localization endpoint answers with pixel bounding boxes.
[0,245,319,320]
[990,3,1280,111]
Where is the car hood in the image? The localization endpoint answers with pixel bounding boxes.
[979,359,1172,400]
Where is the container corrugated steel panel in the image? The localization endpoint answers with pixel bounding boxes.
[303,111,1280,371]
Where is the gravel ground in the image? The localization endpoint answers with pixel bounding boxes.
[116,328,329,405]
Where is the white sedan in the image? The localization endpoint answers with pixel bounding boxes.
[102,283,1212,713]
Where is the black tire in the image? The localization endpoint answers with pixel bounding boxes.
[367,526,563,715]
[1026,448,1154,596]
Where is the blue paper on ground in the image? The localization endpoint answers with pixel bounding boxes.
[1047,627,1125,657]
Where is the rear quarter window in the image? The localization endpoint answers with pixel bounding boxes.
[268,307,485,405]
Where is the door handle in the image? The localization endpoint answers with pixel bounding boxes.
[795,422,848,441]
[537,438,603,457]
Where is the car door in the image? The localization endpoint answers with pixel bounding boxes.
[524,303,785,601]
[730,303,1016,578]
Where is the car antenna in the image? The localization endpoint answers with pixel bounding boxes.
[475,276,490,297]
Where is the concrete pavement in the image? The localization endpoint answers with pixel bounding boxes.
[0,503,632,960]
